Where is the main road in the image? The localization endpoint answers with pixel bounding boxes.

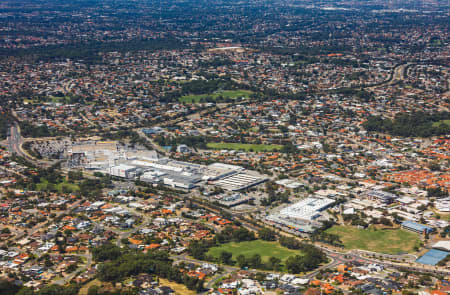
[8,124,25,158]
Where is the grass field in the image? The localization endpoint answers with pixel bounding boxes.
[207,142,283,152]
[24,96,71,104]
[78,279,115,295]
[432,119,450,127]
[179,90,252,103]
[207,240,300,269]
[158,278,197,295]
[36,178,80,193]
[326,226,421,254]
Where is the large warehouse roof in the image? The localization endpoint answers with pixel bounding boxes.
[401,221,434,233]
[279,197,335,221]
[432,241,450,252]
[416,249,449,266]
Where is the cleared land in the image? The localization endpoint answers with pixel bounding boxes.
[158,278,196,295]
[326,225,421,254]
[207,240,300,269]
[207,142,283,152]
[179,90,252,103]
[78,280,115,295]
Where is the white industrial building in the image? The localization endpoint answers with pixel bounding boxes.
[109,164,138,178]
[279,197,335,221]
[212,172,268,191]
[66,141,267,191]
[265,197,335,233]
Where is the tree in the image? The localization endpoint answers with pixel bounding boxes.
[92,243,121,262]
[427,187,448,199]
[236,254,247,268]
[249,254,262,269]
[44,256,53,267]
[188,240,213,260]
[68,170,83,181]
[16,288,34,295]
[1,228,11,234]
[220,251,233,265]
[66,263,78,273]
[379,217,393,226]
[284,244,327,274]
[0,280,20,295]
[215,226,255,244]
[258,228,276,241]
[286,255,304,273]
[268,256,281,271]
[37,284,79,295]
[428,162,441,171]
[279,236,302,249]
[362,112,450,137]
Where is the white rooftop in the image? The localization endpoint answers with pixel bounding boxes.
[432,241,450,252]
[279,197,334,221]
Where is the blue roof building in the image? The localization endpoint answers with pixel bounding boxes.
[416,249,449,265]
[401,221,434,234]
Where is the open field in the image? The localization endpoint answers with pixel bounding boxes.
[326,225,421,254]
[24,96,72,104]
[179,90,252,103]
[36,178,80,193]
[207,240,300,269]
[158,278,197,295]
[206,142,283,152]
[78,279,115,295]
[432,120,450,127]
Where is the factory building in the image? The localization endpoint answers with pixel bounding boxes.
[109,164,138,178]
[212,172,268,191]
[66,141,267,191]
[279,197,335,221]
[265,197,335,233]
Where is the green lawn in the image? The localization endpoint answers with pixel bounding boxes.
[207,142,283,152]
[179,90,252,103]
[207,240,300,268]
[36,178,80,193]
[432,120,450,127]
[24,96,71,104]
[326,226,421,254]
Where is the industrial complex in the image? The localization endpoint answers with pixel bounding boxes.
[266,197,335,233]
[67,141,268,191]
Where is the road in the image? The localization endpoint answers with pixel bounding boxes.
[11,200,82,243]
[6,123,55,167]
[366,63,409,91]
[54,253,93,285]
[135,128,167,154]
[173,252,340,294]
[8,124,26,158]
[185,196,450,294]
[0,164,27,178]
[4,199,86,285]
